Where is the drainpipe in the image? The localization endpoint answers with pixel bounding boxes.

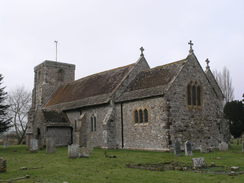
[120,103,124,148]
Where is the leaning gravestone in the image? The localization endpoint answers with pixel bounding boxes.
[46,138,56,153]
[0,157,7,173]
[29,139,39,152]
[174,141,181,156]
[185,141,193,156]
[218,142,228,151]
[192,157,206,169]
[68,144,80,158]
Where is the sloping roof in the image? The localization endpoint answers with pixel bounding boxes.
[117,59,187,102]
[45,63,135,108]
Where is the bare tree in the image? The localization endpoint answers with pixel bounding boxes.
[7,86,31,144]
[213,67,234,103]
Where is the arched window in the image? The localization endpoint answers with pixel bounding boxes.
[144,109,148,122]
[139,109,143,123]
[187,84,191,105]
[197,86,201,105]
[93,116,96,131]
[187,82,202,107]
[90,116,93,132]
[91,115,97,132]
[192,85,196,105]
[57,69,65,82]
[134,110,138,123]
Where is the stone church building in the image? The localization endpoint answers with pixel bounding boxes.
[27,43,229,151]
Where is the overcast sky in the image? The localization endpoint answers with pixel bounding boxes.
[0,0,243,100]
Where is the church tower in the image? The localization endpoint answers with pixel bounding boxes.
[26,60,75,147]
[32,60,75,109]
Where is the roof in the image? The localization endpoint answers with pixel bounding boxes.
[45,63,135,108]
[117,59,187,102]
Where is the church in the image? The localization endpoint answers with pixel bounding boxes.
[26,42,230,151]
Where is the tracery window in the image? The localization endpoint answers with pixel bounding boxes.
[187,81,202,107]
[134,108,149,123]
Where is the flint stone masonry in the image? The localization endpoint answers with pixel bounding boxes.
[46,138,56,153]
[0,157,7,173]
[29,139,38,152]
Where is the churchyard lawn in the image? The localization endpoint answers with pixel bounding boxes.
[0,144,244,183]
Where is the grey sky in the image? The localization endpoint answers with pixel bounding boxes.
[0,0,243,100]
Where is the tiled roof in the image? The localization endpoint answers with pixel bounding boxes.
[46,63,135,107]
[117,59,186,101]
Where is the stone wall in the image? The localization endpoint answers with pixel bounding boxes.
[165,54,229,150]
[28,60,75,148]
[66,104,117,149]
[121,97,169,151]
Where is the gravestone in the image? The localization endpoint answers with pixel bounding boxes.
[218,142,228,151]
[192,157,206,168]
[79,147,90,158]
[185,141,193,156]
[0,157,7,173]
[199,145,209,153]
[68,144,80,158]
[29,139,39,152]
[46,138,56,153]
[174,141,181,156]
[242,142,244,152]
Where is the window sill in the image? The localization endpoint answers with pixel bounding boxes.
[134,123,149,126]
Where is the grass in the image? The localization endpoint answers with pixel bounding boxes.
[0,144,244,183]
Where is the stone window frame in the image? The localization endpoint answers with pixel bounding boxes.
[90,114,97,132]
[187,81,202,108]
[57,68,65,82]
[134,108,149,125]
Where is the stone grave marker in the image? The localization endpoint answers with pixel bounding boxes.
[46,138,56,153]
[29,139,39,152]
[0,157,7,173]
[185,141,193,156]
[68,144,80,158]
[192,157,206,169]
[242,142,244,152]
[174,141,181,156]
[199,145,209,153]
[79,147,90,158]
[218,142,228,151]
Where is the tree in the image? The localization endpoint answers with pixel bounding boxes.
[0,74,12,134]
[213,67,234,103]
[224,100,244,138]
[7,86,31,144]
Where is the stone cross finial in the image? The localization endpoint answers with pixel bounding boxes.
[188,40,194,53]
[140,47,144,56]
[205,58,210,70]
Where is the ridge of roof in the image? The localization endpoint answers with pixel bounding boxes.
[45,62,136,107]
[151,58,187,70]
[71,63,136,84]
